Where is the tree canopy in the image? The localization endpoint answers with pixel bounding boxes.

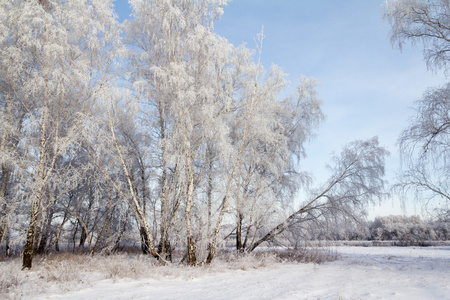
[0,0,389,269]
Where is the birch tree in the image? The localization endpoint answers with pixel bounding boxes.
[0,0,386,265]
[0,33,27,252]
[248,137,388,252]
[395,83,450,204]
[385,0,450,72]
[232,74,324,252]
[0,0,122,269]
[385,0,450,207]
[125,0,232,264]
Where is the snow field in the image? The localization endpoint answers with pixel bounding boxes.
[1,246,449,299]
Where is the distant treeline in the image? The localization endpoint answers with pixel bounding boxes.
[288,214,450,243]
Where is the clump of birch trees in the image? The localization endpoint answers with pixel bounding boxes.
[0,0,388,269]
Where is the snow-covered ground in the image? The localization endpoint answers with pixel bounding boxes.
[3,246,450,299]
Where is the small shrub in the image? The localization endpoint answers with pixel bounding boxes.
[43,256,85,283]
[102,255,150,279]
[0,272,23,294]
[214,251,280,270]
[273,247,338,264]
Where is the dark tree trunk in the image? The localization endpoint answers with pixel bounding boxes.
[140,226,150,254]
[54,211,69,252]
[79,220,87,249]
[157,239,172,262]
[37,233,48,255]
[22,198,41,270]
[236,212,244,252]
[32,210,42,255]
[5,227,10,256]
[91,195,113,255]
[72,222,79,251]
[37,202,54,254]
[113,208,129,252]
[243,223,251,249]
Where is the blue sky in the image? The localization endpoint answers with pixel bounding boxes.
[115,1,446,218]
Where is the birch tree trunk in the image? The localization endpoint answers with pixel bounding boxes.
[206,33,263,264]
[0,94,24,248]
[0,94,12,247]
[206,150,214,252]
[105,98,159,259]
[22,107,48,269]
[158,108,172,260]
[185,154,197,266]
[0,167,11,248]
[37,199,55,254]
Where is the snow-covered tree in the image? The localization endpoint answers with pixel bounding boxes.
[385,0,450,209]
[125,0,234,264]
[248,137,388,252]
[385,0,450,72]
[0,0,121,269]
[0,0,391,268]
